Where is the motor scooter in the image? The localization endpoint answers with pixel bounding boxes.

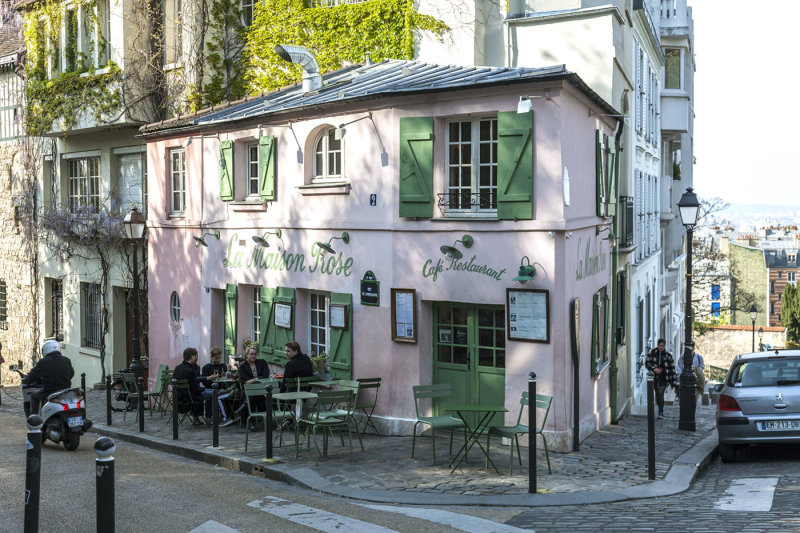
[9,365,92,450]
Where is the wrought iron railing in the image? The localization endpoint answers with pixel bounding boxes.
[436,192,496,213]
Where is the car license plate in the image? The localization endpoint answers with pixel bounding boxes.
[67,416,83,428]
[760,420,800,431]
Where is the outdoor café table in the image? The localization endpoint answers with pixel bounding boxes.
[443,404,508,475]
[273,391,318,422]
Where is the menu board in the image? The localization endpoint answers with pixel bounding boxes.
[274,303,292,329]
[391,288,417,343]
[507,288,550,343]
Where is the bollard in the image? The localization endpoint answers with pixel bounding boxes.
[646,372,655,480]
[95,437,116,533]
[106,374,112,426]
[211,383,219,448]
[137,377,145,433]
[265,384,273,460]
[172,379,179,440]
[24,415,43,533]
[528,371,537,494]
[81,373,86,406]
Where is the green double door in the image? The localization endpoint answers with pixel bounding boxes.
[432,303,506,425]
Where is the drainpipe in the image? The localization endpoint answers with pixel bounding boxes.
[609,122,624,423]
[274,44,322,93]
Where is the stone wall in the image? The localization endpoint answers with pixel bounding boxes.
[694,324,787,373]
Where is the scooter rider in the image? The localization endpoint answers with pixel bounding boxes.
[23,339,74,414]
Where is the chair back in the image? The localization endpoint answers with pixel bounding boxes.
[292,375,318,392]
[355,377,380,407]
[412,383,452,418]
[312,389,354,419]
[243,380,279,414]
[121,372,140,394]
[337,380,360,395]
[152,364,168,392]
[535,394,553,431]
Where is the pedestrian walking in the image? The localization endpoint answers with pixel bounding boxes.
[644,339,677,419]
[676,341,705,401]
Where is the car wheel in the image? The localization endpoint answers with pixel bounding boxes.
[719,443,738,463]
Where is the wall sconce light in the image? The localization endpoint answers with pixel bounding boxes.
[440,235,473,260]
[516,90,552,114]
[193,230,220,248]
[512,256,536,285]
[332,112,389,167]
[596,225,617,247]
[182,133,220,148]
[257,123,303,164]
[252,229,282,248]
[315,231,350,256]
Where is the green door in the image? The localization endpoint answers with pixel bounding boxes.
[432,303,506,425]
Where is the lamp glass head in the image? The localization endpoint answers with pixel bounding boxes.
[750,304,758,321]
[316,241,336,255]
[517,95,532,114]
[123,205,147,240]
[252,235,270,248]
[193,236,207,248]
[677,187,700,228]
[440,245,462,260]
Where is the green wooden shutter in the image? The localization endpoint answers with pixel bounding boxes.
[328,292,352,380]
[259,287,276,361]
[220,140,234,201]
[497,111,533,220]
[272,286,296,367]
[591,291,600,375]
[595,131,606,217]
[259,135,276,201]
[224,283,237,357]
[604,290,611,364]
[398,117,434,218]
[606,138,618,217]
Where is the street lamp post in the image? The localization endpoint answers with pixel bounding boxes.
[124,206,147,379]
[750,305,758,353]
[758,327,764,351]
[677,187,700,432]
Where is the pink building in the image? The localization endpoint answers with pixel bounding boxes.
[141,59,620,451]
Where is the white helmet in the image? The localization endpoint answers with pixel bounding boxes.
[42,339,60,356]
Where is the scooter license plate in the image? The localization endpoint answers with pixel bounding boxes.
[67,416,83,428]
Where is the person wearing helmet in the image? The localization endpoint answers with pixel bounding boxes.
[23,339,75,414]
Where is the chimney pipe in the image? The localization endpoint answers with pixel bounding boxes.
[274,44,322,93]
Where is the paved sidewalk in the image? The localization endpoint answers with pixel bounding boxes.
[0,386,718,507]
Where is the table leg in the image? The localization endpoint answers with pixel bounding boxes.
[448,411,502,475]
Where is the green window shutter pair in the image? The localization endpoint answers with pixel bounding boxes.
[259,286,295,365]
[220,137,277,202]
[606,138,618,217]
[398,113,533,220]
[595,131,607,217]
[328,292,353,380]
[224,283,237,357]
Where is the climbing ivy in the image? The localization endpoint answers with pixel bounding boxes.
[245,0,447,93]
[202,0,248,107]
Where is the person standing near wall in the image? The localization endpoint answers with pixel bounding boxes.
[645,338,678,419]
[676,341,705,402]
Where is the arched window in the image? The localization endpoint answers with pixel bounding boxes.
[170,291,181,324]
[312,127,343,182]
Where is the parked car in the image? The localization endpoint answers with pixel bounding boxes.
[715,350,800,462]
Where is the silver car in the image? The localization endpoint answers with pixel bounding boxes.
[716,350,800,462]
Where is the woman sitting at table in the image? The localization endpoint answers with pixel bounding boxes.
[235,346,270,425]
[202,347,232,423]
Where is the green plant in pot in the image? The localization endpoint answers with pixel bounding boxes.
[310,352,329,377]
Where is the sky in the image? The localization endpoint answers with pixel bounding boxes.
[691,1,800,207]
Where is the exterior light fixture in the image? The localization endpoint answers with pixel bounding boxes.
[123,205,147,240]
[750,304,758,352]
[182,133,219,149]
[758,326,765,351]
[596,225,617,247]
[677,187,701,229]
[123,205,147,379]
[516,91,551,114]
[440,235,473,260]
[512,256,536,285]
[193,230,220,248]
[252,229,282,248]
[315,231,350,256]
[334,124,346,141]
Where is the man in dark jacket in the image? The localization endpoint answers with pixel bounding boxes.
[174,347,212,422]
[23,339,74,414]
[280,341,314,393]
[644,338,678,419]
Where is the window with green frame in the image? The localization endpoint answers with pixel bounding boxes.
[591,286,610,376]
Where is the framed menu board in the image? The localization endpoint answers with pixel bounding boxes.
[506,288,550,343]
[391,288,417,343]
[274,302,292,329]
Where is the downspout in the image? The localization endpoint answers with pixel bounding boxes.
[609,119,624,423]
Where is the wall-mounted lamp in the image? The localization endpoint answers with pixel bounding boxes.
[252,229,282,248]
[315,231,350,256]
[257,123,303,164]
[193,230,220,248]
[516,90,552,114]
[440,235,473,260]
[596,226,617,247]
[512,256,536,285]
[588,109,628,125]
[333,112,389,166]
[182,133,220,148]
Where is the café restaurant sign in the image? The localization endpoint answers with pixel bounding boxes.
[575,237,607,281]
[223,232,354,277]
[422,254,506,282]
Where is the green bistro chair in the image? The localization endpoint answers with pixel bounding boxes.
[243,381,295,452]
[298,389,362,465]
[171,378,205,426]
[411,383,467,465]
[355,377,381,436]
[331,380,361,434]
[291,375,319,392]
[121,372,142,422]
[143,365,168,416]
[487,392,552,475]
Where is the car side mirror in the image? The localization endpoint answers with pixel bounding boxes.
[713,383,724,393]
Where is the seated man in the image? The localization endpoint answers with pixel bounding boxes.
[279,341,314,393]
[174,347,216,423]
[201,347,230,423]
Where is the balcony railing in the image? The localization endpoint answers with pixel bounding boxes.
[661,0,691,28]
[437,192,496,214]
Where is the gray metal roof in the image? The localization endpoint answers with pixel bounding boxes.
[184,59,616,129]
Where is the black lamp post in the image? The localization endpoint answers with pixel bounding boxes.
[124,206,147,379]
[758,326,764,351]
[749,304,758,353]
[677,187,700,431]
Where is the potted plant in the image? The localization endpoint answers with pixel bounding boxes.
[310,351,329,379]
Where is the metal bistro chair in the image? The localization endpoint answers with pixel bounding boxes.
[120,372,142,422]
[355,377,381,436]
[411,383,467,465]
[143,365,169,417]
[243,381,294,452]
[486,392,552,475]
[298,389,362,465]
[171,378,204,426]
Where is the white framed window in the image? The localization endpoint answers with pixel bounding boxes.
[81,282,102,349]
[251,287,260,343]
[309,292,329,356]
[118,152,146,214]
[68,157,100,211]
[247,142,259,196]
[97,0,112,66]
[789,254,796,263]
[312,128,343,182]
[789,272,797,285]
[170,291,180,324]
[444,117,497,215]
[240,0,255,27]
[169,148,186,215]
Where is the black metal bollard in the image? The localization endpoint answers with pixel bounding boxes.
[528,371,537,494]
[95,437,116,533]
[106,374,112,426]
[647,372,655,480]
[137,377,145,433]
[265,384,273,460]
[81,373,86,406]
[211,383,219,448]
[24,415,43,533]
[172,379,179,440]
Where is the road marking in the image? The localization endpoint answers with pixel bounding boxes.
[188,521,240,533]
[714,477,778,512]
[359,504,531,533]
[248,497,399,532]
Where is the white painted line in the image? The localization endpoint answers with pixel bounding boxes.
[188,520,241,533]
[359,503,531,533]
[714,477,778,512]
[248,497,399,532]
